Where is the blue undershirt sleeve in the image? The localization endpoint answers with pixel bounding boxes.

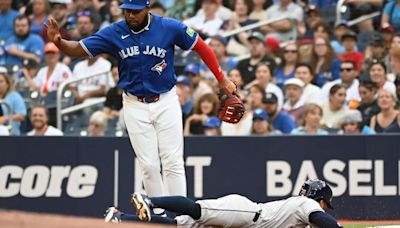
[309,211,343,228]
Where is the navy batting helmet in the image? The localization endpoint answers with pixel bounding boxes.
[299,179,334,209]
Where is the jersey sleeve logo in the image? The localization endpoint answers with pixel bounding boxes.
[186,27,195,38]
[151,59,167,75]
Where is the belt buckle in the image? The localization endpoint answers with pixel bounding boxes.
[140,95,159,103]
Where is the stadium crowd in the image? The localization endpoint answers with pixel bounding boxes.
[1,0,400,136]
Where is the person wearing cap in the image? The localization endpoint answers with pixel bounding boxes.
[175,75,194,126]
[4,14,45,69]
[381,0,400,33]
[183,63,213,103]
[33,42,72,96]
[46,0,238,203]
[338,109,375,135]
[202,116,221,136]
[321,60,361,107]
[237,31,276,86]
[262,0,305,42]
[0,67,27,136]
[380,24,395,51]
[183,0,223,38]
[264,92,296,134]
[291,103,328,135]
[251,108,281,135]
[338,31,363,72]
[282,78,305,125]
[362,33,388,73]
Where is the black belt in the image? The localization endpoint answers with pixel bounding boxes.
[125,92,160,103]
[253,210,261,222]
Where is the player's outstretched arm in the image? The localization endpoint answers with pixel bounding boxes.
[309,211,343,228]
[45,17,88,57]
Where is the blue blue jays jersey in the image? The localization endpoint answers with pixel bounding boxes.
[80,14,198,96]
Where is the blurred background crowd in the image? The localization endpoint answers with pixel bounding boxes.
[1,0,400,136]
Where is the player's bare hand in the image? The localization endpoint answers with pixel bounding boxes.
[218,77,236,94]
[45,17,61,44]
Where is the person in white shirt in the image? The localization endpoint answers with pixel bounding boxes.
[0,125,9,136]
[321,84,349,129]
[195,0,232,21]
[321,60,361,108]
[27,105,63,136]
[33,42,72,96]
[72,56,113,104]
[295,63,322,105]
[282,78,306,125]
[183,0,223,38]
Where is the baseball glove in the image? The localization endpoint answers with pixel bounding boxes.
[218,88,245,124]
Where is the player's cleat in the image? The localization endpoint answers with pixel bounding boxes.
[104,206,122,223]
[131,192,153,222]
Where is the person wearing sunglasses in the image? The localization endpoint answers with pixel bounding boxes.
[321,60,361,108]
[45,0,237,216]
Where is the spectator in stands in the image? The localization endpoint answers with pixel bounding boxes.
[33,42,72,96]
[362,33,388,73]
[395,75,400,102]
[0,124,9,136]
[184,93,219,136]
[150,1,166,16]
[245,62,284,108]
[237,31,276,86]
[194,0,232,21]
[387,33,400,76]
[166,0,195,21]
[0,67,27,135]
[331,21,351,55]
[370,89,399,133]
[27,104,63,136]
[310,36,340,87]
[184,63,213,103]
[295,63,322,105]
[183,0,223,38]
[202,116,221,136]
[0,0,19,42]
[15,58,40,92]
[206,35,238,76]
[227,68,246,100]
[282,78,305,125]
[262,0,305,42]
[264,36,280,62]
[71,55,113,104]
[338,109,375,135]
[220,0,257,56]
[321,84,349,129]
[291,103,328,135]
[264,92,296,134]
[103,65,122,119]
[321,60,361,108]
[369,61,396,95]
[3,15,44,70]
[251,108,281,135]
[381,24,394,51]
[100,0,124,29]
[338,32,363,72]
[357,80,380,125]
[176,75,194,127]
[303,5,323,40]
[346,0,382,33]
[87,110,108,136]
[249,0,267,21]
[40,1,70,43]
[274,42,299,89]
[383,112,400,133]
[381,0,400,33]
[29,0,50,35]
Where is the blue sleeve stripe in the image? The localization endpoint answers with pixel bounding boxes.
[188,34,199,50]
[79,40,94,58]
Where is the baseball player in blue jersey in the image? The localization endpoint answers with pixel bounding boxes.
[104,179,343,228]
[46,0,237,203]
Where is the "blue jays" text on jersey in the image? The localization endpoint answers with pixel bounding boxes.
[80,14,198,96]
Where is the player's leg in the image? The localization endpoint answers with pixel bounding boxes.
[104,206,177,224]
[153,87,186,196]
[123,93,165,197]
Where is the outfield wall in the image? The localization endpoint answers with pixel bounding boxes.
[0,136,399,220]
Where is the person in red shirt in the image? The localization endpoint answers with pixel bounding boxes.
[339,32,363,71]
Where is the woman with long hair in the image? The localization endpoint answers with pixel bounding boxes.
[370,89,399,133]
[184,93,219,136]
[0,69,27,135]
[291,103,328,135]
[369,61,396,95]
[321,84,349,129]
[310,36,341,87]
[29,0,50,35]
[274,42,299,89]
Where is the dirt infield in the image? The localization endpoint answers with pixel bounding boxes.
[0,210,174,228]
